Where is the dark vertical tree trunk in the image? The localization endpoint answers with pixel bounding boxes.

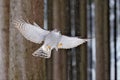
[103,0,110,80]
[52,0,62,80]
[79,0,88,80]
[9,0,46,80]
[46,0,53,80]
[0,0,9,80]
[64,0,71,80]
[59,0,69,80]
[95,0,110,80]
[75,0,80,80]
[25,0,46,80]
[95,0,105,80]
[52,0,68,80]
[75,0,88,80]
[47,0,53,30]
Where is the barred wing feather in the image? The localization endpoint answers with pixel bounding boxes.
[13,20,49,44]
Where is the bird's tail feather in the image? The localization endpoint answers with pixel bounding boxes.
[32,47,51,58]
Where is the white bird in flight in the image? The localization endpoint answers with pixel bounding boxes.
[13,19,89,58]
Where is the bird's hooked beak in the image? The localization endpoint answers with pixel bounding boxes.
[53,29,58,32]
[53,29,61,33]
[52,29,61,36]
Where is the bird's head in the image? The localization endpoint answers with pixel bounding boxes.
[51,29,61,36]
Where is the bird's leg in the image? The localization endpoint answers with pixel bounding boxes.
[57,43,63,48]
[46,45,51,51]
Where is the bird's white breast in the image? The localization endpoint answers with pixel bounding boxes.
[44,31,61,49]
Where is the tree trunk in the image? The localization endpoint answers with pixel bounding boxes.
[46,0,53,80]
[95,1,105,80]
[52,0,68,80]
[95,0,109,80]
[9,0,46,80]
[9,0,27,79]
[103,0,110,80]
[52,0,61,80]
[0,0,9,80]
[78,0,88,80]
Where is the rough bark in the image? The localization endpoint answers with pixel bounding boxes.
[95,2,105,80]
[103,0,110,80]
[9,0,46,80]
[9,0,27,79]
[59,0,69,80]
[95,0,110,80]
[0,0,9,80]
[75,0,80,79]
[52,0,68,80]
[79,0,88,80]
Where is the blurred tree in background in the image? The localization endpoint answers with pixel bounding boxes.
[9,0,46,80]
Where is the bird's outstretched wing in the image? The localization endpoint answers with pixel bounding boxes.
[13,19,49,44]
[58,35,88,49]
